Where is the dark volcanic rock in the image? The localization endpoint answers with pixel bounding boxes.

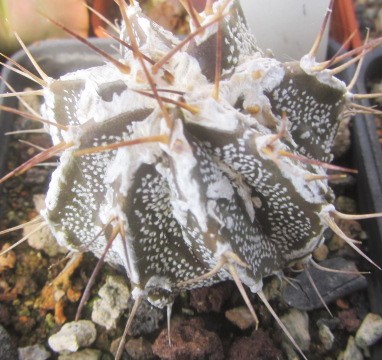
[190,282,234,313]
[152,318,223,360]
[227,329,284,360]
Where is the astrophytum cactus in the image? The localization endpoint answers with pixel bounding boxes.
[1,0,382,358]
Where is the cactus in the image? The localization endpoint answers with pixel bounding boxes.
[1,0,382,358]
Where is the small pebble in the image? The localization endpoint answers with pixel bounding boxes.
[355,313,382,349]
[338,309,361,333]
[312,244,329,262]
[280,309,311,351]
[129,300,164,336]
[111,336,154,360]
[341,219,363,239]
[281,341,299,360]
[91,275,130,330]
[125,337,154,360]
[317,317,341,331]
[58,348,102,360]
[328,220,362,252]
[318,324,335,351]
[335,196,357,214]
[225,306,256,330]
[262,277,281,301]
[341,336,363,360]
[48,320,97,353]
[18,344,51,360]
[0,243,16,272]
[109,337,124,359]
[328,234,346,251]
[336,298,350,310]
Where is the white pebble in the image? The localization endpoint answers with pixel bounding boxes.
[48,320,97,353]
[58,348,102,360]
[281,308,311,351]
[355,313,382,349]
[18,344,51,360]
[342,336,363,360]
[91,275,130,330]
[318,324,334,351]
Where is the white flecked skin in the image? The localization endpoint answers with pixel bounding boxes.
[40,0,348,306]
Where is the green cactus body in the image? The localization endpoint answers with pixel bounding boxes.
[29,0,351,310]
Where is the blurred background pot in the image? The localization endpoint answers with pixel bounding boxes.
[0,0,89,54]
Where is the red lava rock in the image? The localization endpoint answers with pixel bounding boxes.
[338,308,361,333]
[190,282,234,313]
[227,329,283,360]
[336,298,350,310]
[152,318,224,360]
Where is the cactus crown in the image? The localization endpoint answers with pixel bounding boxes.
[41,0,343,299]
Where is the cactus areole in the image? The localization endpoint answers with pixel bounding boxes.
[35,0,350,310]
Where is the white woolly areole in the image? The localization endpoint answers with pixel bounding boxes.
[185,96,240,132]
[170,52,208,92]
[300,55,347,91]
[189,0,236,45]
[143,18,179,54]
[223,57,285,120]
[233,57,286,92]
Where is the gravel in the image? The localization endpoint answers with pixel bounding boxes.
[48,320,97,353]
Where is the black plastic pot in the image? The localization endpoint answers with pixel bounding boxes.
[353,48,382,253]
[0,38,118,179]
[327,41,382,358]
[324,41,382,360]
[354,47,382,359]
